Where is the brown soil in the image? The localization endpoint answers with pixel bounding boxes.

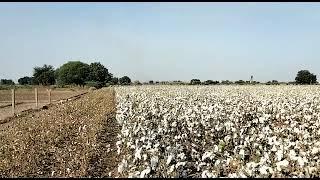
[0,87,120,177]
[0,89,88,121]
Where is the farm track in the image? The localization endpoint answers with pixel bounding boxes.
[0,88,119,177]
[0,91,89,124]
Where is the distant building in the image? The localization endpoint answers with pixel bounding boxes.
[250,75,253,84]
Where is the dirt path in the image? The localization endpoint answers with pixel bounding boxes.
[0,88,120,177]
[0,90,88,121]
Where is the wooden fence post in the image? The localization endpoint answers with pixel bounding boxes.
[35,88,38,108]
[48,89,51,104]
[12,89,15,115]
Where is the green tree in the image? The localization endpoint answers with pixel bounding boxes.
[18,76,33,85]
[190,79,201,85]
[55,61,90,85]
[33,64,55,86]
[0,79,15,85]
[149,80,154,84]
[133,80,142,85]
[235,80,245,85]
[119,76,131,85]
[221,80,233,85]
[203,80,219,85]
[295,70,317,84]
[110,77,119,85]
[88,62,112,83]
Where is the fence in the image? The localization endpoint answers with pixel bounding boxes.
[10,88,52,115]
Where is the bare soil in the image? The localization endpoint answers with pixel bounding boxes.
[0,87,120,177]
[0,88,88,121]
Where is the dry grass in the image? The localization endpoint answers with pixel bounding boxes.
[0,88,120,177]
[0,88,87,103]
[0,88,89,121]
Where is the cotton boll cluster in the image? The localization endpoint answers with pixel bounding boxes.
[114,85,320,178]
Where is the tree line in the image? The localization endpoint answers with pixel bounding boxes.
[1,61,132,88]
[0,67,318,87]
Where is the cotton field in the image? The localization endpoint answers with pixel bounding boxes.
[114,85,320,178]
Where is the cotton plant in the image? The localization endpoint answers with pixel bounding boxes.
[114,85,320,178]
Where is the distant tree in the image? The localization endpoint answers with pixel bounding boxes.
[0,79,15,85]
[110,77,119,85]
[18,76,33,85]
[133,80,142,85]
[88,62,112,83]
[272,80,279,85]
[84,81,104,89]
[119,76,131,85]
[204,80,219,85]
[235,80,245,85]
[33,64,55,86]
[190,79,201,85]
[149,80,154,84]
[221,80,233,85]
[155,81,159,84]
[295,70,317,84]
[287,81,297,85]
[55,61,90,86]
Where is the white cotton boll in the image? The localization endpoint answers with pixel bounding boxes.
[140,167,151,178]
[308,167,317,174]
[259,117,265,123]
[276,160,289,171]
[176,162,186,168]
[239,172,247,178]
[202,170,209,178]
[214,145,219,152]
[167,155,173,165]
[311,147,319,155]
[192,148,198,154]
[151,156,159,170]
[118,159,128,173]
[143,154,148,161]
[228,173,238,178]
[202,151,213,161]
[116,140,122,146]
[239,149,245,158]
[134,147,142,160]
[123,129,130,137]
[215,159,220,166]
[289,150,298,161]
[259,165,269,175]
[168,165,175,174]
[271,145,277,152]
[275,150,283,161]
[297,156,307,168]
[172,121,177,127]
[305,115,312,121]
[294,127,300,134]
[177,153,186,160]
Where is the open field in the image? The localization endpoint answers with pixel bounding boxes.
[115,85,320,178]
[0,87,88,121]
[2,85,320,178]
[0,88,119,177]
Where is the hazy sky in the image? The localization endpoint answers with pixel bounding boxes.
[1,2,320,82]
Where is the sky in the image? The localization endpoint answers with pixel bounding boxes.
[1,2,320,83]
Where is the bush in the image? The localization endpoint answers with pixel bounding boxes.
[85,81,104,89]
[190,79,201,85]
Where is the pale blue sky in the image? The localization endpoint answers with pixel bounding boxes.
[1,2,320,83]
